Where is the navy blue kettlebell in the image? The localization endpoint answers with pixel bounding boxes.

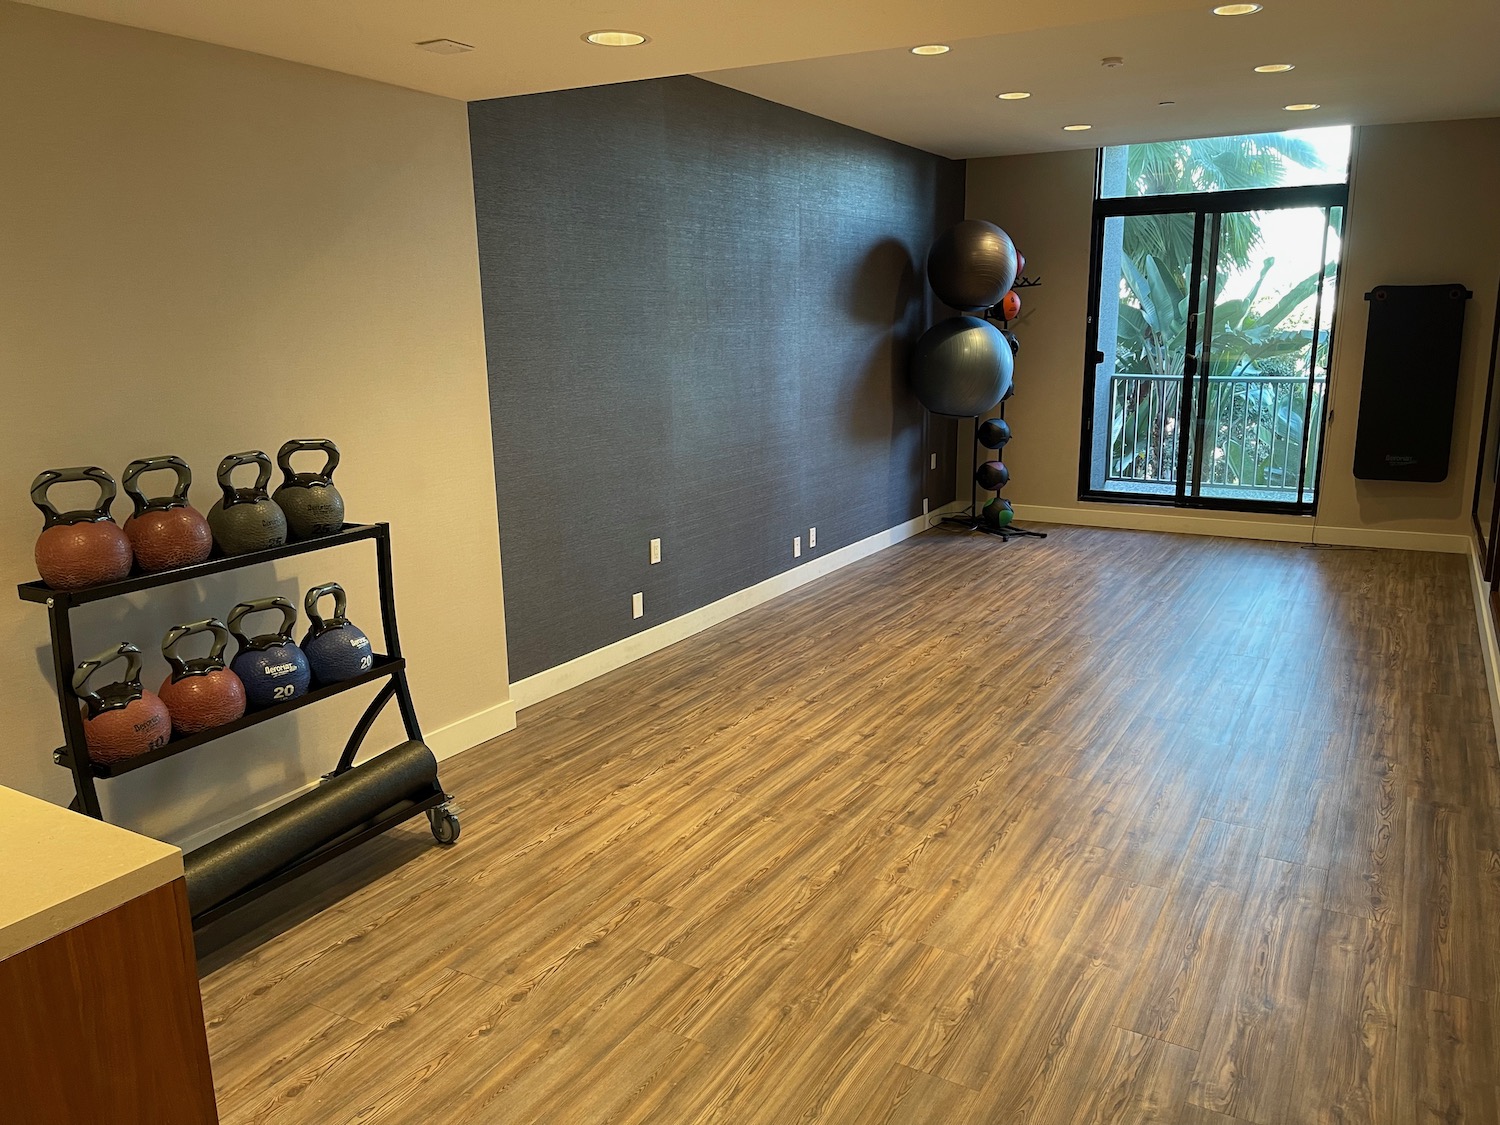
[228,596,312,710]
[301,583,375,685]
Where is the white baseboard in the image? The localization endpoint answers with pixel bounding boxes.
[425,700,517,761]
[1468,541,1500,753]
[169,699,516,853]
[511,503,964,711]
[1013,503,1470,555]
[1312,525,1471,554]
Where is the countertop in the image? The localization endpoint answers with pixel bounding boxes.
[0,785,183,961]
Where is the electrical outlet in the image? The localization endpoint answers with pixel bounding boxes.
[923,498,930,515]
[808,527,817,548]
[930,453,937,470]
[632,592,644,619]
[793,536,802,558]
[649,537,661,564]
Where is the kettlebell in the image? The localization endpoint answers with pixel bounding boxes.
[122,456,213,572]
[228,597,312,710]
[159,618,247,735]
[301,583,375,685]
[273,439,344,540]
[207,451,288,556]
[72,642,171,763]
[32,466,135,590]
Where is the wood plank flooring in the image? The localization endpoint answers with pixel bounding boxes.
[196,524,1500,1124]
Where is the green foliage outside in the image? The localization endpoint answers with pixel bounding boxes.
[1109,134,1337,492]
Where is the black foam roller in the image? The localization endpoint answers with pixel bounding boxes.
[184,740,439,916]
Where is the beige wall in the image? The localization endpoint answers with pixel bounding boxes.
[966,118,1500,546]
[0,2,511,844]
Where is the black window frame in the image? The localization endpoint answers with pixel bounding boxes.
[1079,164,1351,516]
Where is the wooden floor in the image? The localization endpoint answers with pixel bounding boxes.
[198,524,1500,1125]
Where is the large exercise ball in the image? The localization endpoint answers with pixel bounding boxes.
[910,316,1014,417]
[927,220,1019,312]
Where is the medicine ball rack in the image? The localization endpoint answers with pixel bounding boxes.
[18,521,459,926]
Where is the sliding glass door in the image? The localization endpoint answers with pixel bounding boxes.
[1082,180,1347,514]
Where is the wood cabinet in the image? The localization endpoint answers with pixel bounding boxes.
[0,787,218,1124]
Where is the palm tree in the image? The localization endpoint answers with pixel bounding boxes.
[1108,132,1333,485]
[1120,132,1324,272]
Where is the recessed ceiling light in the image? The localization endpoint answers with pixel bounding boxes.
[1213,3,1263,13]
[416,39,474,55]
[1063,124,1093,131]
[911,44,951,55]
[584,30,649,46]
[1285,102,1321,111]
[1255,63,1295,73]
[997,91,1031,100]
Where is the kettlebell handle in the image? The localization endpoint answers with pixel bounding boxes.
[216,450,273,507]
[30,466,117,527]
[123,455,193,517]
[71,642,144,714]
[227,596,298,650]
[304,582,349,636]
[163,618,231,679]
[277,439,340,482]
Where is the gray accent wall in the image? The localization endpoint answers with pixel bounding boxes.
[470,76,964,682]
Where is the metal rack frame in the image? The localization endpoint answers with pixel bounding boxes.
[19,522,454,922]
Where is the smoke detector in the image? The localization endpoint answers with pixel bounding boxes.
[1101,56,1125,68]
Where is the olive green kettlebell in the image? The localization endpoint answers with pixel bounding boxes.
[207,451,288,556]
[272,439,344,540]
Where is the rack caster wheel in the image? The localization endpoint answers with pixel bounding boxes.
[428,806,460,845]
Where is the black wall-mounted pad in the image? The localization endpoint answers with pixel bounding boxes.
[184,740,439,917]
[1353,283,1472,481]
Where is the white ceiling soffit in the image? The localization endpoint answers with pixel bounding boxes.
[14,0,1500,158]
[15,0,1210,104]
[703,0,1500,159]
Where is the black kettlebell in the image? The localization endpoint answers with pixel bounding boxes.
[301,583,375,685]
[228,597,312,710]
[207,451,288,556]
[273,439,344,540]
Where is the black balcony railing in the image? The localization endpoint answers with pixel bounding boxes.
[1107,373,1326,495]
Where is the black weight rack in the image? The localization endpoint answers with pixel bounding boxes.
[18,522,458,924]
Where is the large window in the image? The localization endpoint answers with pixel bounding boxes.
[1081,127,1351,513]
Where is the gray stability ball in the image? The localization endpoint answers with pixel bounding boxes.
[927,220,1019,312]
[909,316,1014,418]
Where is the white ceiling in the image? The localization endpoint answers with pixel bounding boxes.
[16,0,1500,159]
[704,0,1500,158]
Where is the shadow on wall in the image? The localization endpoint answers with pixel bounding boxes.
[848,238,925,449]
